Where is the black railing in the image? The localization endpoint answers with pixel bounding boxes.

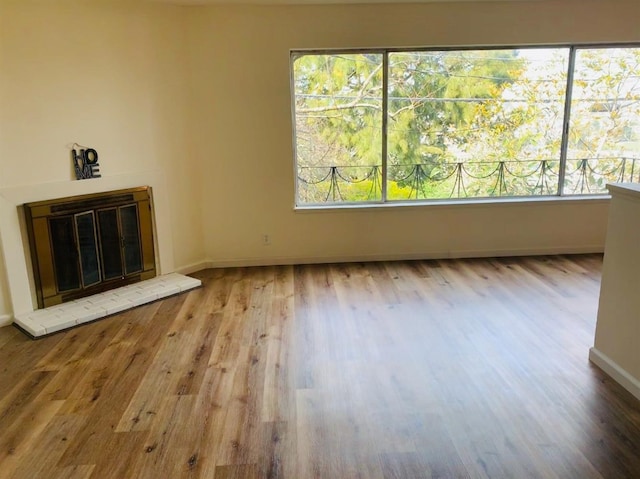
[297,157,640,203]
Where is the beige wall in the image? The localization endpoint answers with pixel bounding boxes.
[2,0,639,320]
[189,0,638,266]
[0,1,203,319]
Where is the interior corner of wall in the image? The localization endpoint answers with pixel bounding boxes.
[0,242,13,321]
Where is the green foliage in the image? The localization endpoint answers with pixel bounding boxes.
[294,54,383,170]
[387,50,523,168]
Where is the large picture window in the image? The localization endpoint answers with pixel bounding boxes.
[292,46,640,205]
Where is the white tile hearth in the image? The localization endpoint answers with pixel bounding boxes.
[14,273,201,338]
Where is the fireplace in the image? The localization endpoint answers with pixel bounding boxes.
[24,187,156,309]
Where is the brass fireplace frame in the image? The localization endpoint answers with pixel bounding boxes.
[24,186,156,309]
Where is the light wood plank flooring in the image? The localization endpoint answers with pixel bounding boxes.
[1,254,640,478]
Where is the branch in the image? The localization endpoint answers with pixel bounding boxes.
[297,63,383,114]
[298,103,382,115]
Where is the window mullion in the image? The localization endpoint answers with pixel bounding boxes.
[558,47,577,196]
[381,52,389,203]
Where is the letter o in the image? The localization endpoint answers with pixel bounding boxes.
[84,148,99,165]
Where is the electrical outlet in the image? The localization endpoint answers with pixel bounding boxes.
[262,234,271,246]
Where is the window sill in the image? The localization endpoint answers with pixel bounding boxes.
[294,194,611,212]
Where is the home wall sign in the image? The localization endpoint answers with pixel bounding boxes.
[72,145,101,180]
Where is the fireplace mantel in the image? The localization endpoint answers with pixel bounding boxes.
[0,171,176,320]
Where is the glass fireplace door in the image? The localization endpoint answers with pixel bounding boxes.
[50,211,102,293]
[74,211,101,288]
[49,205,144,293]
[49,215,81,293]
[97,204,143,281]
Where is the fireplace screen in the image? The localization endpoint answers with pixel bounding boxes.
[24,187,156,308]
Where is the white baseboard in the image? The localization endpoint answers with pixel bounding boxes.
[445,245,603,259]
[200,245,603,270]
[589,347,640,401]
[0,314,13,328]
[173,261,211,276]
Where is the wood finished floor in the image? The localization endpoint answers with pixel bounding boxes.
[1,254,640,479]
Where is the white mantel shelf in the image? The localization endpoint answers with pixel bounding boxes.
[14,273,201,338]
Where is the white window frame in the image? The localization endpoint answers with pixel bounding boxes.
[291,43,640,207]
